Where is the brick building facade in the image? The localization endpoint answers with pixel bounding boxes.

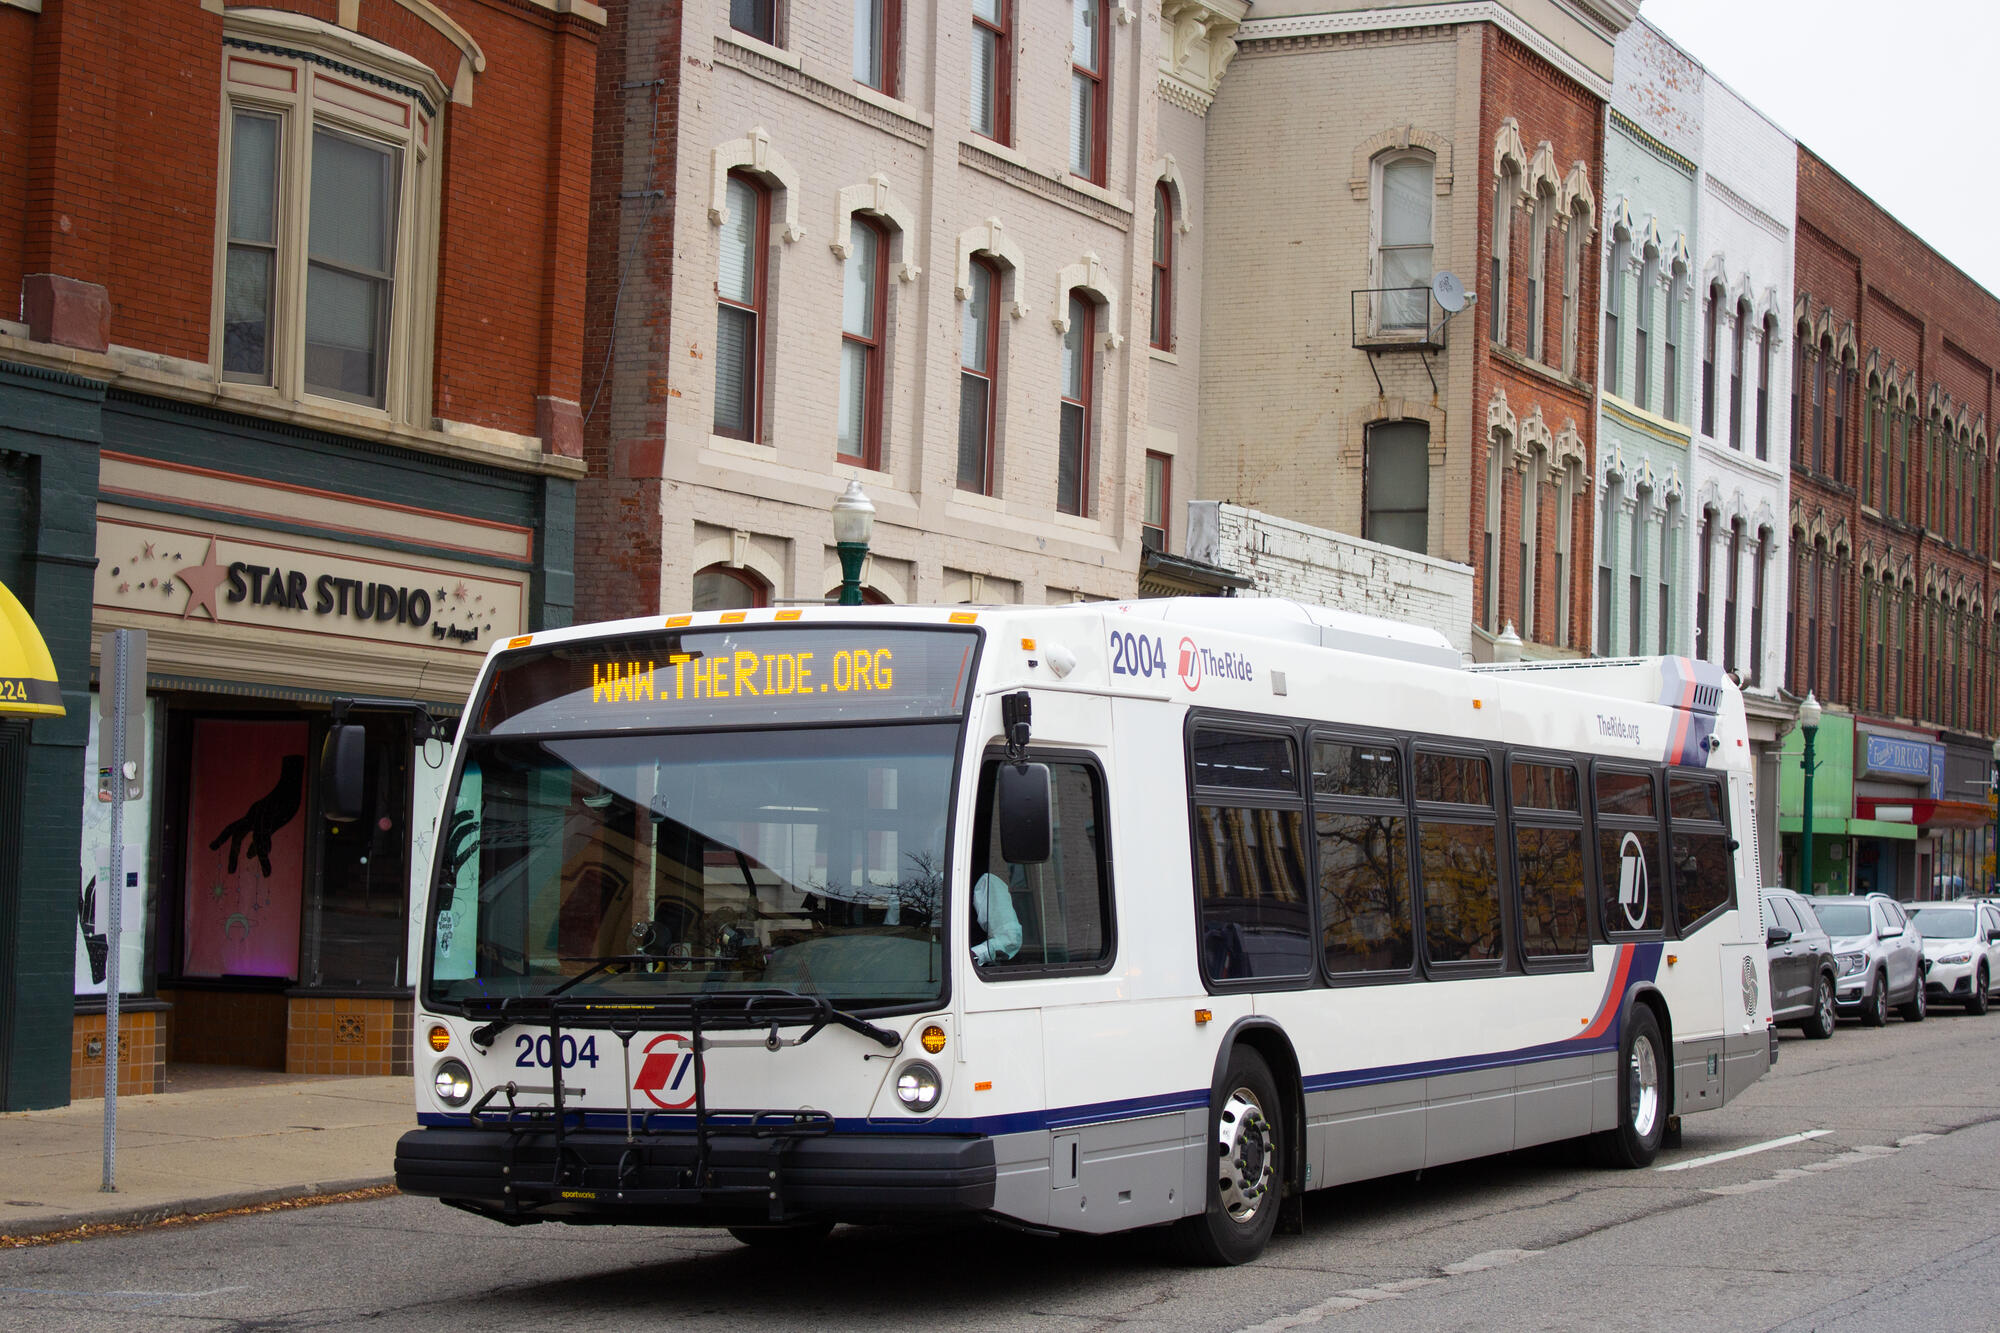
[0,0,598,1108]
[1786,146,2000,898]
[577,0,1244,622]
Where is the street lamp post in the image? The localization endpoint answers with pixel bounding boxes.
[1798,692,1822,895]
[831,479,875,607]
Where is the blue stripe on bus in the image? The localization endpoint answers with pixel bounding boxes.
[415,947,1671,1140]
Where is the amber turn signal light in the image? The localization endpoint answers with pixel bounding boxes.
[920,1024,948,1054]
[428,1025,451,1053]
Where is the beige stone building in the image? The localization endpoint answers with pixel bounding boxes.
[581,0,1248,617]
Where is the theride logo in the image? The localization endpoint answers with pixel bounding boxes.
[1177,636,1203,691]
[633,1033,696,1110]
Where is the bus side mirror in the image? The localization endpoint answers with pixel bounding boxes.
[321,724,367,822]
[997,762,1053,864]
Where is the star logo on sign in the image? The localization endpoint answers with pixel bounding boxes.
[174,537,231,622]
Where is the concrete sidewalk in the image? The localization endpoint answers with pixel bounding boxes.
[0,1076,408,1239]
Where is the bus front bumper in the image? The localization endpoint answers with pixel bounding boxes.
[395,1125,996,1227]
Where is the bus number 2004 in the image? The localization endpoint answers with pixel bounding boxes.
[1109,631,1168,680]
[514,1034,601,1069]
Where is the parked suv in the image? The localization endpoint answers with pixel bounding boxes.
[1810,894,1926,1026]
[1910,901,2000,1014]
[1763,887,1837,1038]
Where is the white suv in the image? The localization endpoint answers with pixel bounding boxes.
[1910,901,2000,1015]
[1810,894,1926,1026]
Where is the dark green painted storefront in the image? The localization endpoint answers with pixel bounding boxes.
[0,361,575,1109]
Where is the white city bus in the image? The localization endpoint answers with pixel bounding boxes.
[366,598,1773,1264]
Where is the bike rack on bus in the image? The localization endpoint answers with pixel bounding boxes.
[457,985,893,1221]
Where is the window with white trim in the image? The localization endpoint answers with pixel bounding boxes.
[1377,154,1434,331]
[216,30,439,419]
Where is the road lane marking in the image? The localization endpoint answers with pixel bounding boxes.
[1654,1129,1831,1172]
[1231,1249,1538,1332]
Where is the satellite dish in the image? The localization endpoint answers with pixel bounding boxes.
[1432,270,1467,314]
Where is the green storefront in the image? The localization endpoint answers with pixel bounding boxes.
[1776,711,1923,896]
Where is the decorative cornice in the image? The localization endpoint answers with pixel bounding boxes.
[1237,3,1614,98]
[1608,108,1694,177]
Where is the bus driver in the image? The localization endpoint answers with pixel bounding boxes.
[970,872,1022,966]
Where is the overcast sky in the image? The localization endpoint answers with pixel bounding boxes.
[1640,0,2000,298]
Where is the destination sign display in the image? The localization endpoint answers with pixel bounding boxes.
[475,626,980,734]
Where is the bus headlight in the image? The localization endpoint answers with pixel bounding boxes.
[894,1061,941,1112]
[433,1058,473,1106]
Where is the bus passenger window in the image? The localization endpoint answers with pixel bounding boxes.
[1515,826,1588,956]
[1418,822,1501,962]
[1193,806,1313,980]
[1596,768,1664,934]
[1312,737,1413,976]
[970,760,1110,971]
[1414,749,1502,965]
[1668,773,1732,931]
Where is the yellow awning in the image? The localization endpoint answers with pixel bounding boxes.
[0,578,64,717]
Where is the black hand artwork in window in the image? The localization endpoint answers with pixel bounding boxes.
[208,754,306,877]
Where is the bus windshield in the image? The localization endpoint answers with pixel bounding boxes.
[424,723,960,1011]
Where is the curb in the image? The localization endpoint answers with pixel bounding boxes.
[0,1176,396,1240]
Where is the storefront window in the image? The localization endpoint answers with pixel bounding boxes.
[180,718,309,979]
[308,712,412,987]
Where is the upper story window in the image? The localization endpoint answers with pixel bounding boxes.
[1524,189,1551,361]
[1756,314,1774,461]
[694,563,771,611]
[1663,260,1685,421]
[853,0,899,95]
[1151,184,1174,350]
[838,216,889,469]
[732,0,778,44]
[1377,154,1434,330]
[1730,299,1750,450]
[217,33,439,420]
[1069,0,1107,183]
[1143,451,1170,551]
[1602,233,1627,397]
[970,0,1011,143]
[715,172,769,441]
[1490,166,1517,344]
[1633,246,1656,410]
[1364,420,1429,555]
[958,256,1000,493]
[1058,294,1095,516]
[1701,282,1722,438]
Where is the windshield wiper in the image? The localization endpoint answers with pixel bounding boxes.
[463,974,900,1051]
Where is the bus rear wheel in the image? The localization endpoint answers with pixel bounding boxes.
[1171,1047,1283,1266]
[1591,1004,1666,1169]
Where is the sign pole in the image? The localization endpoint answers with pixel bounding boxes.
[102,629,127,1192]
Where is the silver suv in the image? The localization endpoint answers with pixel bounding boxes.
[1810,894,1926,1026]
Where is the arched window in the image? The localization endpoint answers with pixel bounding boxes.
[1150,183,1174,350]
[1602,232,1627,396]
[715,171,770,441]
[1485,432,1506,632]
[1057,292,1097,516]
[1751,528,1769,686]
[1829,551,1846,701]
[1517,447,1541,635]
[958,254,1001,493]
[1756,315,1775,460]
[1696,507,1715,662]
[1634,247,1656,409]
[1657,497,1674,654]
[1597,477,1618,655]
[1491,165,1518,343]
[1629,484,1650,656]
[1562,196,1588,374]
[1554,459,1576,648]
[1377,154,1435,330]
[1525,186,1553,361]
[837,214,889,468]
[823,583,893,605]
[693,563,770,611]
[1725,518,1743,672]
[1810,338,1830,473]
[1829,351,1848,482]
[1791,332,1807,465]
[1664,262,1686,421]
[1861,374,1881,507]
[1730,299,1750,450]
[1365,420,1431,556]
[1701,283,1722,437]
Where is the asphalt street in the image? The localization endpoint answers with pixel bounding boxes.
[6,1005,2000,1333]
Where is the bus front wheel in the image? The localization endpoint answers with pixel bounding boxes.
[1591,1004,1666,1169]
[1171,1047,1283,1266]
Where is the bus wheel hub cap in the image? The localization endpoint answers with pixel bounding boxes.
[1216,1088,1274,1222]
